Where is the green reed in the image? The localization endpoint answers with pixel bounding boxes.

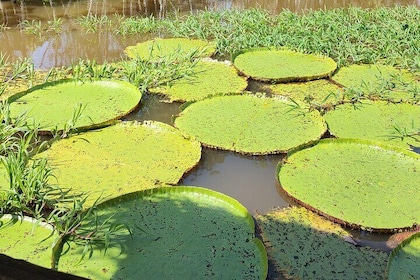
[77,15,112,33]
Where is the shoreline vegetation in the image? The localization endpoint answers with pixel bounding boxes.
[0,5,419,279]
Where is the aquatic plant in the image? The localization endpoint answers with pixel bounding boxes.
[0,215,57,268]
[278,138,420,232]
[35,121,202,206]
[77,15,112,33]
[233,48,337,82]
[124,37,215,60]
[323,100,420,150]
[263,79,343,112]
[149,59,247,102]
[173,94,326,155]
[331,64,420,103]
[8,79,142,133]
[57,187,267,279]
[387,232,420,279]
[256,207,388,279]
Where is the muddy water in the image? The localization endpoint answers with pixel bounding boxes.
[1,0,420,68]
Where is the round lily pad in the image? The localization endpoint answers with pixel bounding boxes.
[331,64,420,102]
[124,38,216,60]
[233,48,337,82]
[35,121,201,206]
[323,100,420,149]
[264,79,343,107]
[256,207,388,280]
[387,232,420,279]
[149,60,247,102]
[278,138,420,232]
[173,94,327,155]
[0,215,57,269]
[57,186,268,279]
[8,79,141,133]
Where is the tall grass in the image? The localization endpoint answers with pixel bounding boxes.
[98,6,420,70]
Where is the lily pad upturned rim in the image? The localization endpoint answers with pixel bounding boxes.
[8,79,142,134]
[35,120,202,207]
[124,37,216,60]
[232,47,337,83]
[174,94,327,155]
[387,232,420,280]
[323,99,420,150]
[277,138,420,233]
[148,60,248,102]
[58,186,268,279]
[0,214,57,269]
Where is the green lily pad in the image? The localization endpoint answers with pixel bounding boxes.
[149,60,247,102]
[331,64,420,102]
[173,94,327,155]
[233,48,337,82]
[124,38,216,60]
[264,79,343,107]
[278,138,420,232]
[35,121,201,206]
[0,215,56,269]
[387,232,420,279]
[8,79,141,133]
[323,100,420,150]
[256,207,388,280]
[57,186,268,279]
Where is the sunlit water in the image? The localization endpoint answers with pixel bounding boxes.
[1,0,417,255]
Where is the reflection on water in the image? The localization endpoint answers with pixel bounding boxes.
[1,0,419,26]
[0,27,144,69]
[1,0,420,69]
[181,148,288,214]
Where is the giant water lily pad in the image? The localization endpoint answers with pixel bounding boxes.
[58,186,268,279]
[8,79,141,132]
[0,215,57,269]
[124,38,216,60]
[387,232,420,279]
[233,48,337,82]
[149,60,247,102]
[264,79,343,107]
[256,207,388,280]
[278,138,420,232]
[173,94,327,155]
[331,64,420,102]
[35,121,201,206]
[323,100,420,149]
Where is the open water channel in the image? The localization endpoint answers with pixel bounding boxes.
[1,0,419,253]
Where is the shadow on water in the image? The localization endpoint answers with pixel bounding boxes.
[58,189,269,279]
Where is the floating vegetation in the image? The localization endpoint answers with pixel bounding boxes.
[0,215,57,268]
[149,60,247,102]
[124,38,216,60]
[233,48,337,82]
[58,187,268,279]
[323,100,420,150]
[256,207,388,280]
[263,79,343,109]
[35,121,202,206]
[387,232,420,280]
[8,79,142,133]
[173,94,326,155]
[331,64,420,103]
[278,138,420,232]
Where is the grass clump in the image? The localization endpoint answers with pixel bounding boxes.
[100,6,420,69]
